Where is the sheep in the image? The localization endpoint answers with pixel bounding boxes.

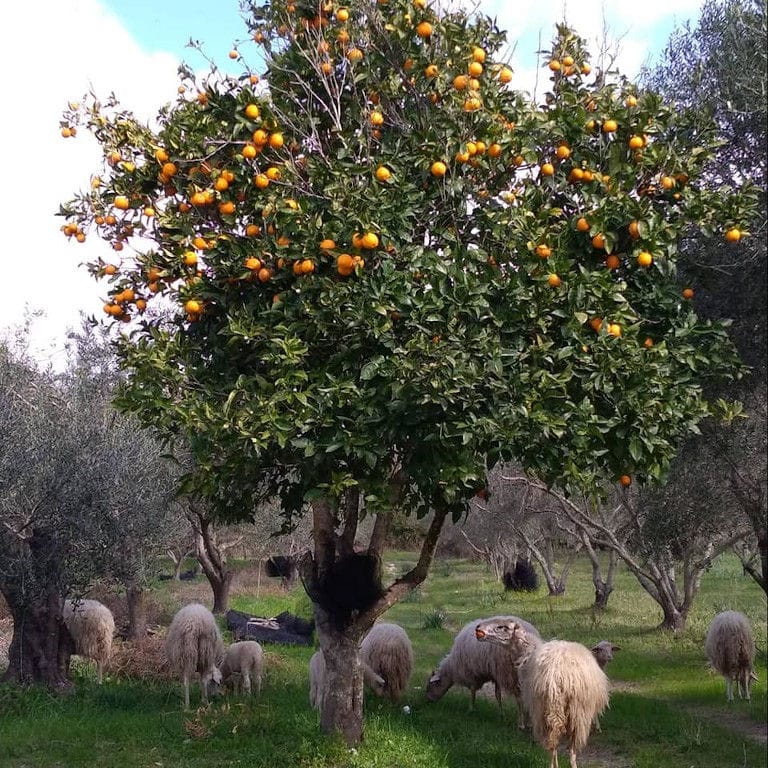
[475,618,609,768]
[360,622,414,702]
[62,598,115,684]
[165,603,224,709]
[590,640,621,670]
[426,614,540,728]
[705,610,758,702]
[308,649,386,710]
[221,640,264,696]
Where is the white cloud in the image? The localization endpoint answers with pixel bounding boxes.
[0,0,181,367]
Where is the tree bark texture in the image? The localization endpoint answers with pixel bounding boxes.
[125,585,147,640]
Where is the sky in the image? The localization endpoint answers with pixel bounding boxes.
[0,0,704,370]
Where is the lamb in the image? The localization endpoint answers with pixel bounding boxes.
[426,614,540,728]
[62,598,115,684]
[308,649,386,710]
[360,622,414,702]
[475,618,609,768]
[221,640,264,696]
[705,610,757,702]
[590,640,620,670]
[165,603,224,709]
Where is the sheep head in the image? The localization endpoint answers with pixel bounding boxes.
[475,619,530,654]
[425,669,452,701]
[591,640,621,669]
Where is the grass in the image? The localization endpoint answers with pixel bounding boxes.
[0,552,765,768]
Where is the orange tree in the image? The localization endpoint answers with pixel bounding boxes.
[61,0,755,742]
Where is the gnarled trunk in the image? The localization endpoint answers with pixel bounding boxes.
[210,572,233,615]
[659,603,687,632]
[1,587,72,690]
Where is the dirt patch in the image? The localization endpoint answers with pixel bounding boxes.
[580,742,633,768]
[681,703,767,745]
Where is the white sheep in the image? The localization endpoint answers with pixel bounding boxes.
[360,622,414,702]
[426,614,540,728]
[308,649,385,710]
[221,640,264,696]
[475,618,609,768]
[705,610,757,702]
[62,598,115,684]
[590,640,620,670]
[165,603,224,709]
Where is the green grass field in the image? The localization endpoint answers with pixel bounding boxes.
[0,553,765,768]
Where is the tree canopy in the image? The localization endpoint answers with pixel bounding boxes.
[60,0,757,526]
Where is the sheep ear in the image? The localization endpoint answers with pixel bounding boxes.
[612,645,621,652]
[428,672,440,684]
[212,667,222,683]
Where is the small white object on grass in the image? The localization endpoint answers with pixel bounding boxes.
[402,705,411,714]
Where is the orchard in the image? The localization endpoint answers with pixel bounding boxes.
[60,0,756,743]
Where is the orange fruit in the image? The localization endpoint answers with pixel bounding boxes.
[607,323,622,337]
[192,236,209,250]
[619,474,632,487]
[254,173,269,189]
[155,148,169,163]
[266,166,282,181]
[628,220,640,239]
[540,162,555,177]
[185,299,202,314]
[375,165,391,182]
[336,7,349,21]
[602,119,618,133]
[548,60,561,72]
[258,267,272,283]
[569,168,584,183]
[253,129,268,146]
[498,67,513,84]
[370,110,384,126]
[103,264,118,276]
[229,50,239,60]
[424,64,439,78]
[661,176,675,190]
[643,337,654,349]
[628,136,644,150]
[547,273,561,287]
[246,224,261,237]
[581,63,591,75]
[724,228,741,242]
[468,61,483,77]
[487,143,502,158]
[626,95,638,107]
[242,143,258,159]
[536,244,551,259]
[300,259,315,274]
[337,253,355,272]
[245,257,262,271]
[416,21,432,38]
[347,48,364,62]
[591,233,606,250]
[576,217,590,232]
[637,251,653,268]
[114,195,130,210]
[682,287,694,299]
[589,317,603,332]
[605,254,620,270]
[453,74,469,90]
[361,232,379,249]
[319,238,336,251]
[269,132,285,149]
[555,144,570,160]
[183,251,199,267]
[430,161,447,177]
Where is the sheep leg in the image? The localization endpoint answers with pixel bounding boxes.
[200,672,210,705]
[469,686,476,711]
[255,673,262,696]
[550,747,559,768]
[568,743,578,768]
[726,676,733,702]
[242,670,251,695]
[183,672,191,710]
[96,661,103,685]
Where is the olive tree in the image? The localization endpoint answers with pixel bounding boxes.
[61,0,755,741]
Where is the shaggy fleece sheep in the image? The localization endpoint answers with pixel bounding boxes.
[705,610,757,702]
[426,614,540,728]
[165,603,224,709]
[62,599,115,684]
[308,649,385,710]
[221,640,264,696]
[476,618,609,768]
[360,622,413,702]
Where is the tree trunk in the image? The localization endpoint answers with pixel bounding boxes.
[125,586,147,640]
[1,589,73,690]
[315,606,367,745]
[593,582,613,610]
[210,571,233,615]
[659,602,687,632]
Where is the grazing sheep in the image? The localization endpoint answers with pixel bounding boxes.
[221,640,264,696]
[590,640,621,670]
[308,649,385,710]
[705,610,757,702]
[62,599,115,684]
[360,622,414,702]
[165,603,224,709]
[426,614,540,728]
[475,618,609,768]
